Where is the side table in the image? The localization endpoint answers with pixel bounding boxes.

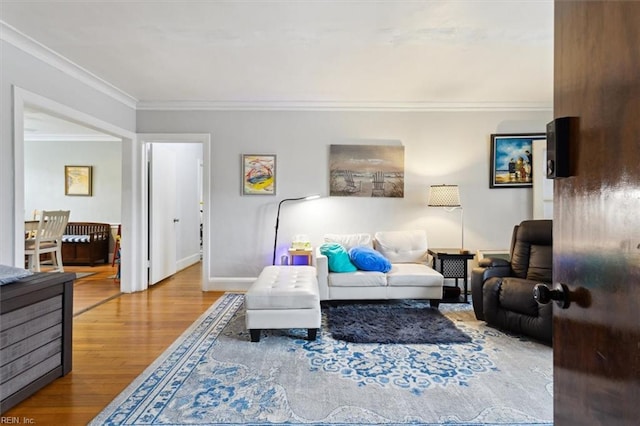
[287,248,313,266]
[428,248,475,303]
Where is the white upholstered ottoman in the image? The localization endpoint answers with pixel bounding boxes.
[245,265,320,342]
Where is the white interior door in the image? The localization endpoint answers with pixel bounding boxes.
[532,139,553,219]
[149,143,178,285]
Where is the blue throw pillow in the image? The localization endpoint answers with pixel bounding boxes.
[348,246,392,272]
[319,243,357,273]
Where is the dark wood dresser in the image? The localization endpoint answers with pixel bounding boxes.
[0,272,75,413]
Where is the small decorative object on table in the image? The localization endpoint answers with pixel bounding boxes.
[428,248,475,303]
[291,234,311,250]
[288,234,312,265]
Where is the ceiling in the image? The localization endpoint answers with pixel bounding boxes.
[1,0,554,110]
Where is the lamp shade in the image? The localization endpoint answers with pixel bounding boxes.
[428,184,461,207]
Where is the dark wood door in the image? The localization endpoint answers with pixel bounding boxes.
[553,2,640,424]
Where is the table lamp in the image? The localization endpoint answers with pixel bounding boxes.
[428,184,468,254]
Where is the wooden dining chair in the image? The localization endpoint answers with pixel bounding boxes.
[25,210,70,272]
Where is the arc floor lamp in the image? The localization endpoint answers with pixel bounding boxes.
[272,194,320,265]
[428,184,467,254]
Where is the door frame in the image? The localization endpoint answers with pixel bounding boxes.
[138,134,211,292]
[532,138,553,219]
[12,86,143,292]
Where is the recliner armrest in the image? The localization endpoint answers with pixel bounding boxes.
[471,262,512,320]
[478,257,510,268]
[482,276,552,344]
[477,264,512,280]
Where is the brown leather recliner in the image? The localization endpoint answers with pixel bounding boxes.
[470,220,553,344]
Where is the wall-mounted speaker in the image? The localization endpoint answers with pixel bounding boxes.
[546,117,574,178]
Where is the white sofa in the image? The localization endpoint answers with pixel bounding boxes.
[315,230,444,307]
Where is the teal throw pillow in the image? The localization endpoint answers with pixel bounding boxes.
[320,243,357,273]
[348,246,392,272]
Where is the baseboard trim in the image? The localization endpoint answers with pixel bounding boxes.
[205,277,255,292]
[177,254,201,272]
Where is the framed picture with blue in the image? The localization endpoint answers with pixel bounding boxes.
[242,154,276,195]
[490,133,546,188]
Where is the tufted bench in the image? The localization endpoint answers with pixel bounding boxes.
[245,265,320,342]
[61,222,110,266]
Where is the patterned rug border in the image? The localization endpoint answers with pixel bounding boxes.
[91,293,553,426]
[91,293,246,425]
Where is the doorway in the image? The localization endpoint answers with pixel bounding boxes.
[139,134,210,290]
[13,87,137,291]
[146,141,203,285]
[23,106,124,307]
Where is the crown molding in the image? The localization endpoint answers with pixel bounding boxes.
[136,100,552,112]
[1,20,138,109]
[2,20,552,113]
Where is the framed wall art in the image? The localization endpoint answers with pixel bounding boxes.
[65,165,93,196]
[242,154,276,195]
[329,144,405,197]
[490,133,546,188]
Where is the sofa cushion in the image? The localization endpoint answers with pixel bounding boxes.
[374,230,429,263]
[62,235,91,243]
[348,246,391,272]
[324,233,373,250]
[386,263,444,287]
[319,243,357,273]
[526,244,552,282]
[328,271,387,287]
[245,266,319,310]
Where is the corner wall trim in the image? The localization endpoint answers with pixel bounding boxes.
[1,21,138,108]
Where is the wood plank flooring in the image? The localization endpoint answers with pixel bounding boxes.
[68,264,122,315]
[3,262,224,425]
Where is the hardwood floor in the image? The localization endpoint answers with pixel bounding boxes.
[3,262,224,425]
[67,264,122,315]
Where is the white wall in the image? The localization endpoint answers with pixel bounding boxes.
[24,140,123,223]
[0,39,136,265]
[137,109,553,284]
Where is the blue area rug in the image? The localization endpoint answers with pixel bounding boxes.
[91,293,553,425]
[326,300,472,344]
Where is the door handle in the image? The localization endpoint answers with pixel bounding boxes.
[533,282,570,309]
